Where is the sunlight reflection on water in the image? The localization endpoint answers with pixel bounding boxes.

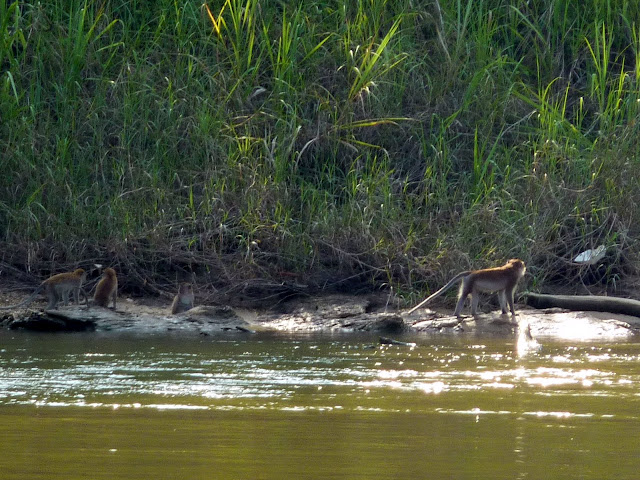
[1,332,640,417]
[2,331,640,480]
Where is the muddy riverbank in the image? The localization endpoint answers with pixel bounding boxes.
[1,290,639,342]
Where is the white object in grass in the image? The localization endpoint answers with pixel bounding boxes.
[574,245,606,265]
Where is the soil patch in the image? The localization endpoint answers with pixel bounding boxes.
[1,288,639,341]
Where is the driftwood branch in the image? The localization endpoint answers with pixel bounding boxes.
[526,293,640,318]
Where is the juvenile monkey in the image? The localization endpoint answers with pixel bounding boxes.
[0,268,87,310]
[93,267,118,309]
[170,283,194,314]
[408,259,526,317]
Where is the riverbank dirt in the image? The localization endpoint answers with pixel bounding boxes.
[1,287,639,341]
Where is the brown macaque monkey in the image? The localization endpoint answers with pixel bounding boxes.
[170,283,194,314]
[408,259,526,317]
[93,267,118,309]
[0,268,87,310]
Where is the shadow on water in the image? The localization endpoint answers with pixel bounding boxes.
[1,328,640,479]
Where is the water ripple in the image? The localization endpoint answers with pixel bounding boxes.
[1,334,640,415]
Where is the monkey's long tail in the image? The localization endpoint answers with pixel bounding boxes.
[407,272,470,314]
[0,284,45,310]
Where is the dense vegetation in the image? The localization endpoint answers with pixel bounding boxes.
[2,0,640,301]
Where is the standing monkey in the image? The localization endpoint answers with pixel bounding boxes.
[408,259,526,317]
[0,268,87,310]
[170,283,195,314]
[93,267,118,309]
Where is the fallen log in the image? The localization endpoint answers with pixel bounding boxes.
[525,293,640,318]
[8,311,96,332]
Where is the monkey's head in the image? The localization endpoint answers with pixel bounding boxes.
[507,259,526,276]
[103,268,117,278]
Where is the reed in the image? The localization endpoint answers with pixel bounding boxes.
[1,0,639,297]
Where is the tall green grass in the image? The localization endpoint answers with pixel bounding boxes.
[1,0,640,299]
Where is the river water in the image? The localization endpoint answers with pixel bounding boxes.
[1,329,639,479]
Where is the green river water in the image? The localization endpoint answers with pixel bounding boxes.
[0,329,639,479]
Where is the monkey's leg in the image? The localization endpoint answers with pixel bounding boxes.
[498,291,508,314]
[470,292,481,315]
[46,290,59,309]
[453,294,467,317]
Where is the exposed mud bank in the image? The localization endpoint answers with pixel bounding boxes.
[1,293,639,341]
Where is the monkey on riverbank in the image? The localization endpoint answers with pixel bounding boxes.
[0,268,88,310]
[93,267,118,309]
[170,283,194,314]
[408,259,526,317]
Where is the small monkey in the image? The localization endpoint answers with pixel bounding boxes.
[93,267,118,309]
[170,283,194,314]
[0,268,87,310]
[408,259,526,317]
